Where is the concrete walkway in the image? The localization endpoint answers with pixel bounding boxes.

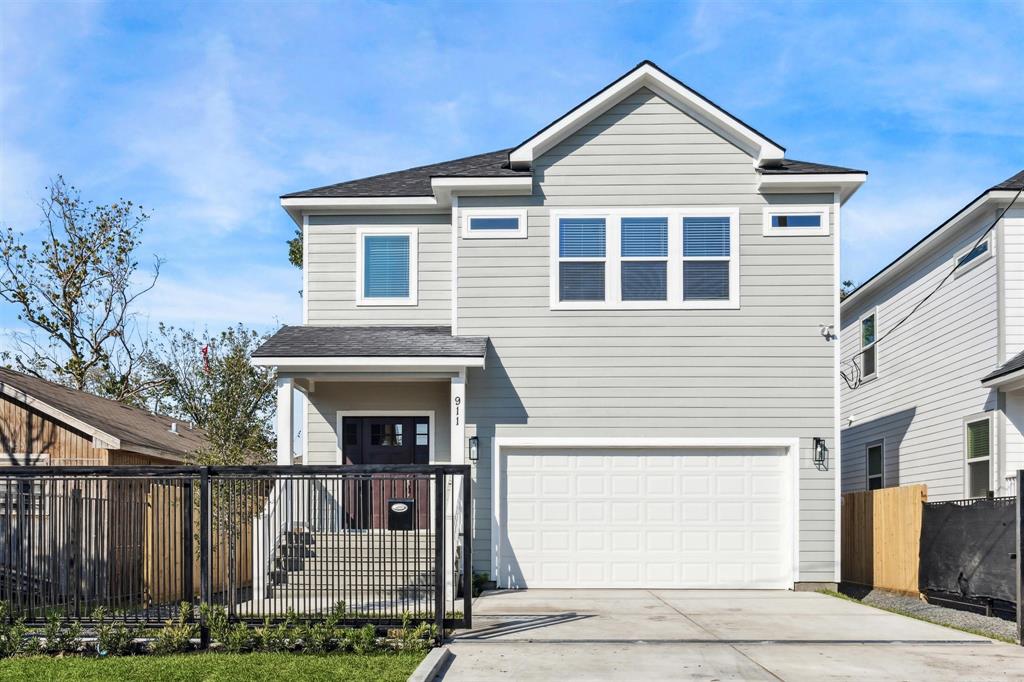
[439,589,1024,681]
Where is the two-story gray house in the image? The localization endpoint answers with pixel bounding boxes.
[253,61,866,591]
[840,170,1024,500]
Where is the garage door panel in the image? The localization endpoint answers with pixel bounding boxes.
[500,447,792,589]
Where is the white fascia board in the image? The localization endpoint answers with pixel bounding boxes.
[0,383,121,450]
[251,356,486,370]
[981,367,1024,389]
[509,63,785,169]
[280,196,440,225]
[430,176,533,205]
[757,173,868,204]
[841,190,1013,311]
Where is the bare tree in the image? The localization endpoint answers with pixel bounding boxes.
[0,177,163,403]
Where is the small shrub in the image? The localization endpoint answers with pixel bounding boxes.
[394,612,435,652]
[221,622,255,653]
[150,602,197,655]
[472,572,490,597]
[253,616,294,653]
[92,607,142,656]
[199,604,229,646]
[41,611,82,655]
[341,623,379,654]
[297,620,338,655]
[0,602,29,658]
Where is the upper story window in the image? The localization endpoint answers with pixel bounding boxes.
[762,205,830,237]
[860,309,877,380]
[965,415,992,498]
[356,227,418,306]
[550,207,739,310]
[461,208,528,239]
[954,234,993,276]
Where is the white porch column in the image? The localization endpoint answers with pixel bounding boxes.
[447,370,467,610]
[450,370,466,463]
[276,377,294,465]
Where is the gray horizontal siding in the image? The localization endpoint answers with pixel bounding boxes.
[458,88,838,582]
[840,211,999,500]
[306,214,451,325]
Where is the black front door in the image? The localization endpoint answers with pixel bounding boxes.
[340,416,430,529]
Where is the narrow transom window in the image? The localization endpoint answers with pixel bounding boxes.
[558,218,606,301]
[965,417,991,498]
[866,442,883,490]
[357,228,417,305]
[683,217,730,301]
[462,208,528,239]
[860,311,877,379]
[762,206,830,236]
[955,236,992,274]
[621,217,668,301]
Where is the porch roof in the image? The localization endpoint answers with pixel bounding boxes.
[981,348,1024,388]
[252,325,488,367]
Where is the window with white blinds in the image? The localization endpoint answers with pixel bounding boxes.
[356,227,418,305]
[550,208,739,309]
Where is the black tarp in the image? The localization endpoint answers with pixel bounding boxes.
[919,497,1017,603]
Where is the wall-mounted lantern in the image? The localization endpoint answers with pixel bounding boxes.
[468,436,479,462]
[813,437,828,469]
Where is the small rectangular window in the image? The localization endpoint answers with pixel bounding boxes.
[357,228,417,305]
[558,218,606,302]
[966,417,991,498]
[462,209,528,239]
[471,217,519,231]
[371,422,403,447]
[955,237,992,275]
[866,443,883,490]
[763,206,830,236]
[860,311,877,379]
[415,422,429,446]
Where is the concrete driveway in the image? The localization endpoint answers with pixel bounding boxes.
[439,589,1024,681]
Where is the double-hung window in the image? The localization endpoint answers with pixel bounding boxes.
[557,218,607,301]
[860,309,877,380]
[356,227,418,305]
[965,416,992,498]
[551,208,738,309]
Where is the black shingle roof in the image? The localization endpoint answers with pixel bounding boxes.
[991,169,1024,191]
[253,326,488,358]
[282,149,528,199]
[758,158,867,175]
[982,348,1024,384]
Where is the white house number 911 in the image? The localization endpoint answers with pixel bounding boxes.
[454,395,461,426]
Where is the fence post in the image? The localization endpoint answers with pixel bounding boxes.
[462,468,472,629]
[182,479,194,604]
[434,472,445,643]
[199,468,211,649]
[1017,469,1023,647]
[70,487,82,620]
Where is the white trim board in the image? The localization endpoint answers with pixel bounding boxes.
[490,436,802,590]
[335,410,436,465]
[252,356,486,370]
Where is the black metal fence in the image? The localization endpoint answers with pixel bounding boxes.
[0,464,471,635]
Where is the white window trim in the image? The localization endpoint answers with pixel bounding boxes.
[335,410,436,465]
[355,226,418,306]
[953,233,994,278]
[549,207,740,311]
[859,307,878,382]
[865,439,884,490]
[762,205,830,237]
[460,207,528,239]
[963,412,993,498]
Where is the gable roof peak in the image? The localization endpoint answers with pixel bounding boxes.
[508,60,786,170]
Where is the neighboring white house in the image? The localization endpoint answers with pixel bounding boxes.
[254,61,867,590]
[840,170,1024,501]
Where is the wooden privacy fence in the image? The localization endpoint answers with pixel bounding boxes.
[841,484,927,594]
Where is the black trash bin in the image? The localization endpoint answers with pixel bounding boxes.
[387,498,415,531]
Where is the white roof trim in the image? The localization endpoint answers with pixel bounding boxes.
[842,189,1017,310]
[508,62,786,169]
[758,172,868,205]
[252,355,486,370]
[0,382,122,450]
[981,366,1024,390]
[430,176,533,204]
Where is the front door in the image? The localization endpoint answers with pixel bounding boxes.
[340,416,430,529]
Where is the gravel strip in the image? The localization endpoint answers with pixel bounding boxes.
[851,588,1018,642]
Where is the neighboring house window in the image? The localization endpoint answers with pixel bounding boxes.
[550,208,739,309]
[356,228,418,305]
[558,217,607,302]
[860,309,878,380]
[762,205,830,236]
[866,442,884,490]
[954,234,993,276]
[461,208,528,239]
[621,217,668,301]
[965,416,992,498]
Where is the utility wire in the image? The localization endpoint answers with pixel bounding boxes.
[841,183,1024,390]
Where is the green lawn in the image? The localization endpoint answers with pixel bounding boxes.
[0,652,425,682]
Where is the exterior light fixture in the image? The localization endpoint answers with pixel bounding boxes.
[468,436,479,462]
[813,437,828,468]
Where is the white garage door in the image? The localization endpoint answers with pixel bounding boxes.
[498,447,793,589]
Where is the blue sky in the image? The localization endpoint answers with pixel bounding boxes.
[2,0,1023,337]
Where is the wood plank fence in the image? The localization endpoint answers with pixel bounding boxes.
[841,484,927,594]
